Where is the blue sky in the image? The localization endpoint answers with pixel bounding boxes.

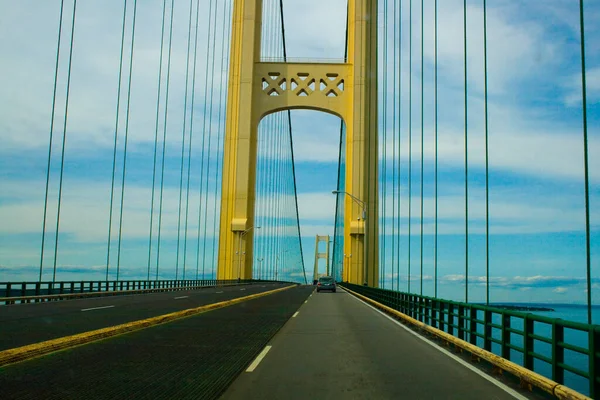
[0,0,599,306]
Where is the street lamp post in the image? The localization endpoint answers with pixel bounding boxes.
[275,250,288,281]
[257,257,264,279]
[333,190,368,286]
[237,226,260,281]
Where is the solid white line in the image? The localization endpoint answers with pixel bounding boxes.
[216,291,224,293]
[304,300,307,304]
[292,311,299,318]
[246,345,272,372]
[240,288,246,291]
[174,296,188,300]
[346,290,528,400]
[81,305,115,312]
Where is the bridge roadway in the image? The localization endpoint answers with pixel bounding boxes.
[0,282,286,350]
[0,285,532,399]
[222,287,527,400]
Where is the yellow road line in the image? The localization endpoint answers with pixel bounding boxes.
[341,285,590,400]
[0,284,296,368]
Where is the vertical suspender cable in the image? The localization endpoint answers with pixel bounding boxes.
[483,0,490,305]
[195,0,215,279]
[183,0,202,278]
[212,0,233,279]
[201,0,221,276]
[108,0,129,281]
[434,0,438,298]
[156,0,176,279]
[390,0,397,292]
[463,0,469,303]
[52,0,78,282]
[396,0,402,293]
[279,0,306,282]
[408,0,412,293]
[115,0,138,280]
[147,0,168,280]
[40,0,66,281]
[175,0,196,280]
[578,0,592,325]
[382,0,388,289]
[419,0,424,296]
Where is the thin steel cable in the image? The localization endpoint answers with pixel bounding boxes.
[463,0,469,303]
[434,0,438,298]
[382,0,388,289]
[182,0,202,277]
[40,0,66,281]
[420,0,424,296]
[201,0,221,276]
[211,0,232,280]
[408,0,412,293]
[156,0,176,280]
[52,0,78,282]
[365,0,376,286]
[175,0,196,281]
[483,0,489,305]
[147,0,168,280]
[578,0,592,325]
[396,0,402,293]
[195,0,215,280]
[106,0,129,281]
[115,0,139,280]
[279,0,306,281]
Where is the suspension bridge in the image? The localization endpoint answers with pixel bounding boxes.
[1,0,598,398]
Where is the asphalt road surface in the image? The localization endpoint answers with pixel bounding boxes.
[221,287,529,400]
[0,282,288,350]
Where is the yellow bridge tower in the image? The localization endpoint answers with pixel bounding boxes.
[217,0,379,287]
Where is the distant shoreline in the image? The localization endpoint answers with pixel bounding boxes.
[491,304,555,312]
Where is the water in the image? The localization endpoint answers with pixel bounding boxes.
[475,304,597,396]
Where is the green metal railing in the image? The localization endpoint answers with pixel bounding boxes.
[0,279,293,304]
[343,283,600,398]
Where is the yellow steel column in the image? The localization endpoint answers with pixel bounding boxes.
[345,0,379,287]
[217,0,263,280]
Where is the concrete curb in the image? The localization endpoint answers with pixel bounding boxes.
[0,284,296,368]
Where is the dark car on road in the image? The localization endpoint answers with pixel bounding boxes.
[316,276,336,293]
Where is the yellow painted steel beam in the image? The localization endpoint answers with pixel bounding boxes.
[342,285,591,400]
[0,284,296,368]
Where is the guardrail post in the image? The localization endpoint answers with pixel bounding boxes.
[6,282,11,298]
[430,300,437,329]
[484,310,492,351]
[501,313,511,361]
[35,282,41,296]
[59,281,64,294]
[469,308,477,346]
[589,326,600,398]
[69,282,74,293]
[523,314,534,371]
[21,282,26,298]
[448,303,454,336]
[552,320,564,384]
[458,305,465,341]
